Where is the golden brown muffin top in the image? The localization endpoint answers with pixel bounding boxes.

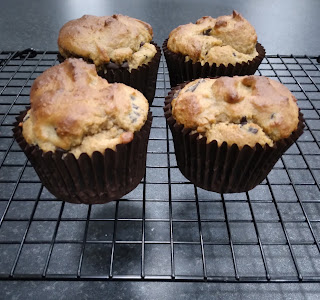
[58,14,157,70]
[22,58,149,158]
[167,11,258,66]
[171,76,299,148]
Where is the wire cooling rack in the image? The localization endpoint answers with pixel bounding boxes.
[0,50,319,283]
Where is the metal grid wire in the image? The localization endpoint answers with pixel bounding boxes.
[0,50,320,282]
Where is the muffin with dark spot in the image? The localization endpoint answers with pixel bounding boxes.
[163,11,265,87]
[164,76,304,193]
[13,58,152,204]
[58,14,161,103]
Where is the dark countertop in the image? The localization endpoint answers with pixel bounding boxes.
[1,0,320,299]
[1,281,320,300]
[0,0,319,55]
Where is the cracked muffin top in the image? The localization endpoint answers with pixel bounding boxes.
[171,76,299,148]
[167,11,259,66]
[21,58,149,158]
[58,14,157,71]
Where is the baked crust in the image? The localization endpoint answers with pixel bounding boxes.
[22,58,149,158]
[167,11,259,66]
[172,76,299,148]
[58,14,157,70]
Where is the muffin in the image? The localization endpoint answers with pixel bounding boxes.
[58,14,161,104]
[13,58,152,204]
[163,11,265,87]
[164,76,304,193]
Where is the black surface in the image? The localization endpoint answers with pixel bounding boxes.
[0,0,320,55]
[1,281,320,300]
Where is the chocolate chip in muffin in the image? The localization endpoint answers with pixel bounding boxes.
[130,95,136,101]
[240,116,247,125]
[130,117,137,123]
[104,19,112,27]
[129,107,140,123]
[203,28,212,36]
[132,103,139,110]
[140,41,145,47]
[271,113,275,119]
[233,52,236,57]
[248,127,258,134]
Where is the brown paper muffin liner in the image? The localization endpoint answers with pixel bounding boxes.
[13,110,153,204]
[163,39,265,88]
[58,42,161,105]
[164,84,305,193]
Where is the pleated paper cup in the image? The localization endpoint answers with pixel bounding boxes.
[164,84,304,193]
[163,39,265,88]
[13,109,152,204]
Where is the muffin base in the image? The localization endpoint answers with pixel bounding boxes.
[163,39,265,88]
[164,84,304,194]
[13,110,152,204]
[58,42,161,105]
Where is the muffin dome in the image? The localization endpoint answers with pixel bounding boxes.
[171,76,299,148]
[22,58,149,158]
[167,11,259,66]
[164,77,303,193]
[58,14,157,71]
